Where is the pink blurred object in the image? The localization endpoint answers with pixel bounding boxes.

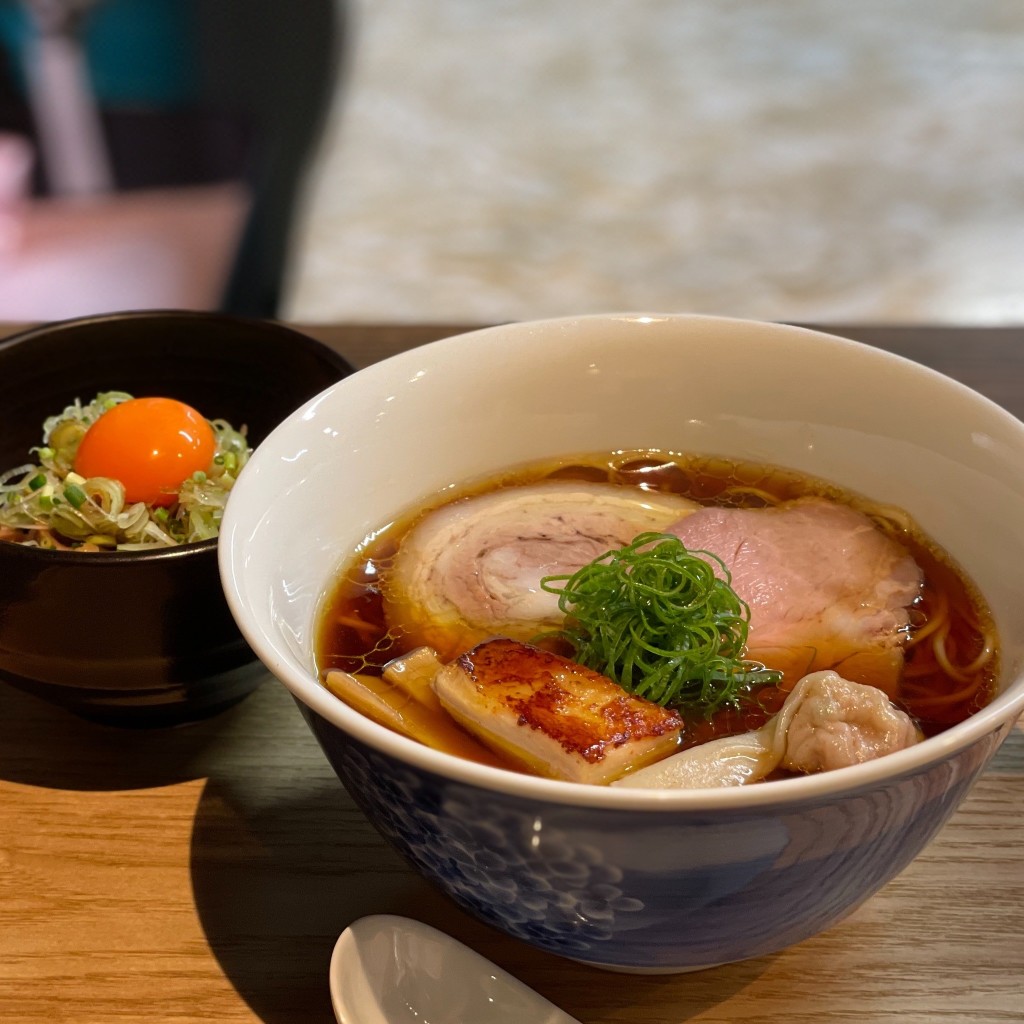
[0,134,34,253]
[0,183,250,320]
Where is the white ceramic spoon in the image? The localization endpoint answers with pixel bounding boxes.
[330,915,583,1024]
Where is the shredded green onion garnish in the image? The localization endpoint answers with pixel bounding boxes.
[0,392,251,552]
[539,532,779,714]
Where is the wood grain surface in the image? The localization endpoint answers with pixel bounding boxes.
[1,320,1022,1024]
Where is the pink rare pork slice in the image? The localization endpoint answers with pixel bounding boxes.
[667,498,924,694]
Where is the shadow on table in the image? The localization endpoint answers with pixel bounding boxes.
[989,722,1024,774]
[188,775,773,1024]
[0,673,270,791]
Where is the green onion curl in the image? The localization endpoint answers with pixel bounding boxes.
[538,531,778,715]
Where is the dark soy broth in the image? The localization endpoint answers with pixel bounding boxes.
[317,451,998,759]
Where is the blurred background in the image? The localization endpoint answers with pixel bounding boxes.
[2,1,1023,325]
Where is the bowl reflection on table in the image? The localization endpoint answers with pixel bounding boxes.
[219,313,1024,972]
[0,310,353,727]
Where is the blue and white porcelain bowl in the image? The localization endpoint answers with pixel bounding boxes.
[219,314,1024,972]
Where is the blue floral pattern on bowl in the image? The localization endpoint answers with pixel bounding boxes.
[303,705,1006,971]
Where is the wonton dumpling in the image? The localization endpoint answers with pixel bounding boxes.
[780,670,921,774]
[613,671,921,790]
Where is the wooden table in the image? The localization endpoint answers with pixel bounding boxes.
[1,321,1022,1024]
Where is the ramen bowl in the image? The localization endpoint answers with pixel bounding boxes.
[0,310,353,727]
[219,314,1024,971]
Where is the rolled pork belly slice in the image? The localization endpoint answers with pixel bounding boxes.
[383,481,698,659]
[667,498,924,694]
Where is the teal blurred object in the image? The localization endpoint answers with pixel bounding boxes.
[79,0,199,106]
[0,0,198,105]
[0,0,345,317]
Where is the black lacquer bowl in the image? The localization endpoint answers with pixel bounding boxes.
[0,311,353,726]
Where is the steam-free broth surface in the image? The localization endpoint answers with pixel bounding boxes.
[316,451,998,774]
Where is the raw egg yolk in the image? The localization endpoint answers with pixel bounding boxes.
[73,397,216,506]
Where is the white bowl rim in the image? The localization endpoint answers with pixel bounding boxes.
[222,312,1024,813]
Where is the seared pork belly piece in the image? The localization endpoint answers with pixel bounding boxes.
[614,670,920,789]
[668,499,923,693]
[385,482,698,659]
[433,638,683,784]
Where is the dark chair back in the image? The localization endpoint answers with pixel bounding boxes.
[195,1,345,317]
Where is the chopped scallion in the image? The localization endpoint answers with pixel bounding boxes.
[63,484,88,509]
[2,391,251,550]
[539,532,778,715]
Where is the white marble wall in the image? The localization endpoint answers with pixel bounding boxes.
[285,1,1024,325]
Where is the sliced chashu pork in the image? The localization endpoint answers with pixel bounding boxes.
[384,481,697,659]
[433,637,683,784]
[667,498,923,694]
